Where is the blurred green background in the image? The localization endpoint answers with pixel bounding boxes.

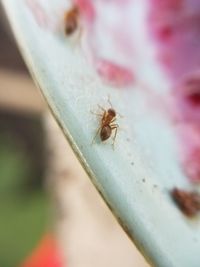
[0,12,49,267]
[0,111,49,267]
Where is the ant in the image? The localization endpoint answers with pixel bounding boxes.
[92,98,119,147]
[171,188,200,217]
[64,5,79,35]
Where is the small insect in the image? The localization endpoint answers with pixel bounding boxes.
[171,188,200,217]
[64,5,79,35]
[92,99,119,147]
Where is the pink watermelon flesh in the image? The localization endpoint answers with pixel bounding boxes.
[75,0,200,182]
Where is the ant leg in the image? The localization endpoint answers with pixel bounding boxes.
[90,110,102,117]
[98,104,106,112]
[107,94,113,108]
[91,126,101,145]
[73,26,83,48]
[77,25,82,43]
[110,117,116,123]
[111,124,119,148]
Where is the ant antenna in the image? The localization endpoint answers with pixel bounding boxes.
[107,94,113,107]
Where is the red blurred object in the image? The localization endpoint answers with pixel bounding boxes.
[96,59,135,87]
[20,234,63,267]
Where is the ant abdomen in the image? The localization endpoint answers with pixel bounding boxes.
[100,125,112,141]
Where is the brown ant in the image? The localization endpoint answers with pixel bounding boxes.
[92,99,119,147]
[171,188,200,217]
[64,5,79,35]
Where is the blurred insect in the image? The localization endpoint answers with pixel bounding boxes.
[92,98,119,147]
[64,5,79,35]
[171,188,200,217]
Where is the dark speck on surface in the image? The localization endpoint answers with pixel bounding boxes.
[142,178,146,183]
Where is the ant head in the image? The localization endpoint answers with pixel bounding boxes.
[108,108,116,117]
